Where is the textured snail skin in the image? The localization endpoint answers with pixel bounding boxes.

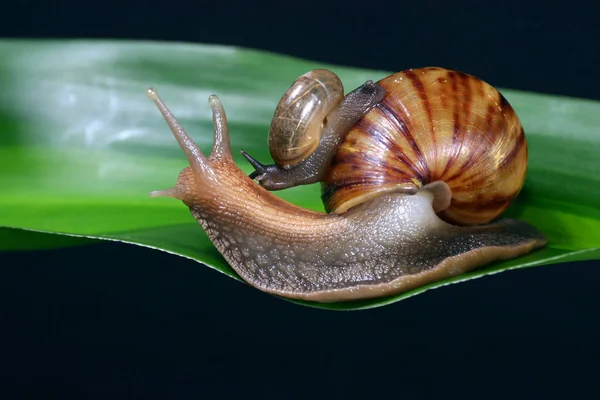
[241,77,386,190]
[147,87,547,302]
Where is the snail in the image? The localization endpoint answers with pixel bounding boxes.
[146,67,547,303]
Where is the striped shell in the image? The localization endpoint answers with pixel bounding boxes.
[321,67,527,225]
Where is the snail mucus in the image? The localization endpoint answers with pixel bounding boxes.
[147,67,547,303]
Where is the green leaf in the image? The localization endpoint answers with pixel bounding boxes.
[0,39,598,310]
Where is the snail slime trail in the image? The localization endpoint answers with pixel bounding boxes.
[147,68,547,303]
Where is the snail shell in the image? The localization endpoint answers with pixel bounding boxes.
[268,69,344,168]
[318,67,527,225]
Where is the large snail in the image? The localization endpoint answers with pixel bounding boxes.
[146,67,547,303]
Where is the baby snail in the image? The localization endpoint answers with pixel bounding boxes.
[147,67,547,303]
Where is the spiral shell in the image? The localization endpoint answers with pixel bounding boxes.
[268,69,344,168]
[321,67,527,225]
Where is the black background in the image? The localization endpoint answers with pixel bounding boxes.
[1,1,599,398]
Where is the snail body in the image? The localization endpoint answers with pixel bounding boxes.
[147,67,546,303]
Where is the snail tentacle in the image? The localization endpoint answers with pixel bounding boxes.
[147,91,235,202]
[242,80,386,190]
[148,91,547,302]
[239,149,268,180]
[146,88,209,174]
[209,94,233,161]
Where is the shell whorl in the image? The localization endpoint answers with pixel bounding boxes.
[268,69,344,168]
[321,67,527,225]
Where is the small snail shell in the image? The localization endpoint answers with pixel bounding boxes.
[268,69,344,169]
[322,67,526,225]
[146,68,547,303]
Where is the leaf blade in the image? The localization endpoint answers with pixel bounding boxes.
[0,39,598,309]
